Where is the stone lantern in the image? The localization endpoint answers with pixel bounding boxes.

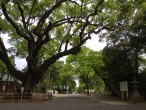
[130,77,142,102]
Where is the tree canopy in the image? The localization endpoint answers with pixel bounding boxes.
[0,0,124,90]
[66,47,105,95]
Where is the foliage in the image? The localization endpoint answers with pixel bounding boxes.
[102,46,135,95]
[0,0,124,89]
[100,1,146,96]
[36,60,64,92]
[66,47,105,95]
[0,60,8,80]
[0,57,17,82]
[36,60,76,93]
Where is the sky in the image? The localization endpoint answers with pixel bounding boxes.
[85,35,106,51]
[2,34,106,70]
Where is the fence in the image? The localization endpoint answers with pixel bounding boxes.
[0,92,52,102]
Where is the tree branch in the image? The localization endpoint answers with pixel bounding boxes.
[58,23,73,52]
[58,40,63,53]
[65,23,73,51]
[86,0,105,20]
[0,38,24,81]
[1,3,30,41]
[42,16,80,37]
[26,0,37,26]
[14,1,27,31]
[34,0,67,34]
[79,0,105,40]
[38,35,89,73]
[33,34,51,57]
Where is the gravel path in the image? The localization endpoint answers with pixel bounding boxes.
[0,94,146,110]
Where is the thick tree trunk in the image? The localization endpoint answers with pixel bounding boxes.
[21,71,43,91]
[23,78,36,90]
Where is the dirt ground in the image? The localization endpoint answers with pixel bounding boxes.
[0,94,146,110]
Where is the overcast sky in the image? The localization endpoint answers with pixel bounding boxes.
[2,34,106,70]
[85,35,106,51]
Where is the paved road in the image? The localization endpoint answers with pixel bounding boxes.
[0,94,146,110]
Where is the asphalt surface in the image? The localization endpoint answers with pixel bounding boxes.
[0,94,146,110]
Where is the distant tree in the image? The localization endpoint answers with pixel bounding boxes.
[66,47,105,95]
[37,60,64,92]
[59,64,76,93]
[102,46,136,96]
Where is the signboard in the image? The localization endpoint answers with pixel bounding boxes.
[21,87,24,93]
[119,81,128,91]
[3,85,5,91]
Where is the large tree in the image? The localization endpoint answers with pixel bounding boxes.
[0,0,123,90]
